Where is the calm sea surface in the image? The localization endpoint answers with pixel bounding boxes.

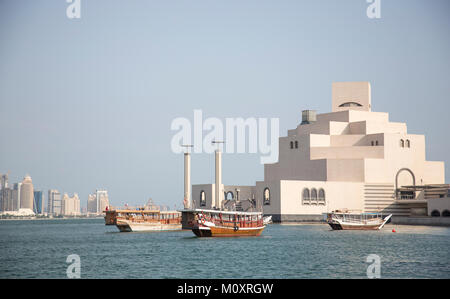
[0,218,449,278]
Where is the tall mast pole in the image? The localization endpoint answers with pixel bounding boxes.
[212,140,225,209]
[181,145,193,209]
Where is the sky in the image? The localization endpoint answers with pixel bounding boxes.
[0,0,449,209]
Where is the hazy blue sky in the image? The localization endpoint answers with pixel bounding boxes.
[1,0,449,208]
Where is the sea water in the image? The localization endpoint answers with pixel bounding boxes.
[0,218,449,278]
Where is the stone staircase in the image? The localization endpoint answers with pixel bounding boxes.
[364,183,410,216]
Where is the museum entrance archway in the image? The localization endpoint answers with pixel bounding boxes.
[395,168,416,200]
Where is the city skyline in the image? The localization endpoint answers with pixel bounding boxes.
[0,0,449,208]
[0,171,111,215]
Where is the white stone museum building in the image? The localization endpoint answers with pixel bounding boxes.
[188,82,449,222]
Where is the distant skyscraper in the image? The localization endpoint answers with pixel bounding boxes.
[1,187,13,211]
[33,191,44,214]
[5,188,14,211]
[0,173,8,190]
[61,193,69,215]
[61,193,80,216]
[87,189,109,214]
[73,193,80,215]
[0,173,9,211]
[96,189,109,214]
[19,175,34,210]
[48,189,62,215]
[87,194,97,213]
[13,183,21,210]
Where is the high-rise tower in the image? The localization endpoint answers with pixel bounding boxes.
[48,189,61,215]
[33,191,44,214]
[96,189,109,214]
[20,175,34,210]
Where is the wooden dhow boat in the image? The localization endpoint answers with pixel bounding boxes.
[185,209,265,237]
[326,211,392,230]
[104,208,181,232]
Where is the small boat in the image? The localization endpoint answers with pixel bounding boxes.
[104,208,181,232]
[263,215,273,225]
[187,209,265,237]
[326,211,392,230]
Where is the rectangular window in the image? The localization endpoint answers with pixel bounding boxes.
[399,191,414,200]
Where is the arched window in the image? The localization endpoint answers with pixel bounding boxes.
[200,190,206,207]
[400,139,405,147]
[226,191,234,201]
[371,141,374,146]
[295,141,298,149]
[339,102,362,107]
[442,210,450,217]
[375,140,379,146]
[263,188,270,205]
[290,141,293,149]
[406,140,410,148]
[311,188,318,205]
[318,188,325,205]
[431,210,440,217]
[302,188,310,205]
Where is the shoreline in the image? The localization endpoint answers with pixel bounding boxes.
[0,216,104,221]
[277,218,450,227]
[2,217,449,227]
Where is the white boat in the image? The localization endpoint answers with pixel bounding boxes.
[326,212,392,230]
[263,215,273,225]
[105,209,182,232]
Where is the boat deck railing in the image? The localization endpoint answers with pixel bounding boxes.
[332,214,383,224]
[121,216,181,224]
[109,205,162,211]
[202,216,263,228]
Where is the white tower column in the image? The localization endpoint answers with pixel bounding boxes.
[183,152,191,209]
[214,149,222,208]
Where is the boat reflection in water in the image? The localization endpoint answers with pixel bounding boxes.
[326,211,392,231]
[182,209,265,237]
